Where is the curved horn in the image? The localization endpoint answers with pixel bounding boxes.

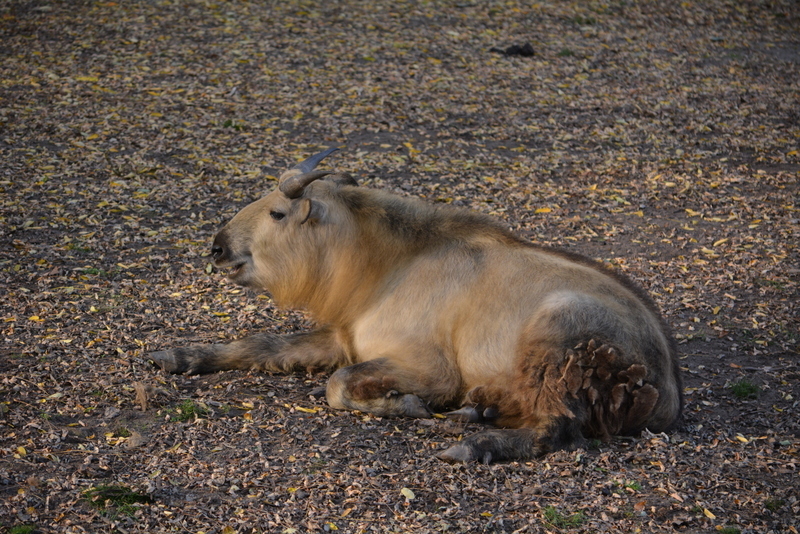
[278,147,341,199]
[294,146,340,173]
[279,170,332,199]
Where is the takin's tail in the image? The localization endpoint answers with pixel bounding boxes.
[440,339,672,463]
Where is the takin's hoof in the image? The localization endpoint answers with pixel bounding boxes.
[445,406,482,423]
[437,443,491,464]
[399,394,433,419]
[149,350,186,374]
[445,405,500,424]
[149,346,218,374]
[437,428,544,464]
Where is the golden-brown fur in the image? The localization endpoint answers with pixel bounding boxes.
[151,150,682,463]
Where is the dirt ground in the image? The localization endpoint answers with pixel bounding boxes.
[1,1,798,533]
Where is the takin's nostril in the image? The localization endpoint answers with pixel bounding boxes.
[211,245,223,259]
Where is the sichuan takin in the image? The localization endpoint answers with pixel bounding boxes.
[151,147,682,463]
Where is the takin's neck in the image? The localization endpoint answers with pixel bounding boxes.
[303,190,523,325]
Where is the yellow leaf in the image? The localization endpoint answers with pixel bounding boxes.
[535,207,552,214]
[685,208,701,217]
[295,406,318,414]
[703,508,716,519]
[481,512,493,517]
[713,238,728,247]
[735,434,749,443]
[650,460,665,471]
[75,76,99,82]
[222,527,236,534]
[17,446,27,456]
[400,487,415,500]
[28,316,44,322]
[402,141,420,154]
[712,306,721,315]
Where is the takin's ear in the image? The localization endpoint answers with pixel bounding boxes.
[325,172,358,187]
[298,198,327,225]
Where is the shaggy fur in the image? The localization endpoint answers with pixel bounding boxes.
[152,150,682,463]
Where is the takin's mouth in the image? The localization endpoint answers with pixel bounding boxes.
[228,262,246,278]
[214,257,251,282]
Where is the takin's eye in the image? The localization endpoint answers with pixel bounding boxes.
[269,211,286,221]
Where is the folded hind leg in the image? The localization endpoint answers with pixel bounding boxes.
[440,365,587,465]
[439,341,664,464]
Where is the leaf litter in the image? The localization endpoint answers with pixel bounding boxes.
[1,0,798,533]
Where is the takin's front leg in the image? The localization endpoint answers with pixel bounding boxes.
[150,327,346,375]
[325,359,433,419]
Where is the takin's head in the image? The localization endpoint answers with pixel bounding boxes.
[210,147,358,300]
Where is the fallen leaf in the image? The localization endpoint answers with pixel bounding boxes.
[401,487,416,500]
